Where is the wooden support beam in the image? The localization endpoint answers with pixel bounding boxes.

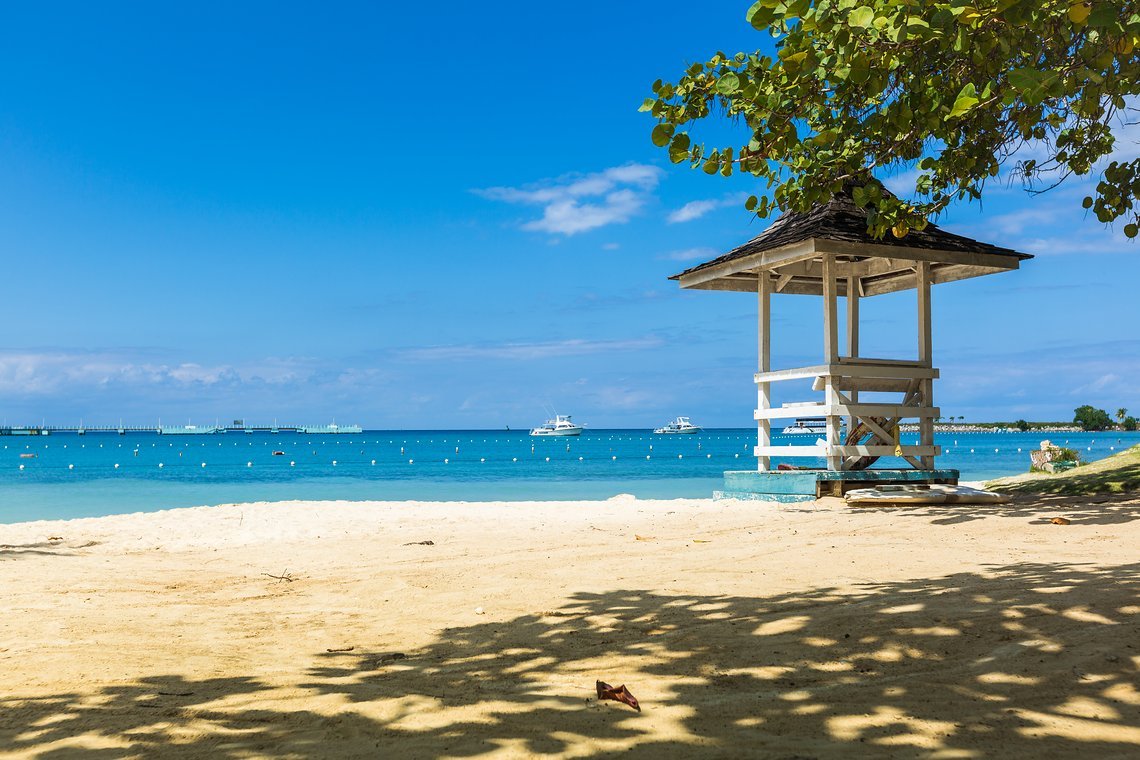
[821,255,841,469]
[757,272,772,471]
[757,362,939,384]
[753,445,940,458]
[917,261,935,468]
[754,404,941,420]
[846,274,860,438]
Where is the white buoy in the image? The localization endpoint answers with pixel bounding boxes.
[512,457,517,462]
[734,453,739,458]
[612,455,617,461]
[332,460,337,465]
[371,459,376,465]
[158,463,164,468]
[68,464,74,470]
[678,454,683,459]
[408,459,414,464]
[970,449,974,453]
[18,464,24,470]
[646,455,651,460]
[114,463,120,469]
[201,462,206,467]
[247,461,253,467]
[480,458,485,463]
[290,461,295,466]
[444,458,449,464]
[545,456,550,462]
[707,453,711,458]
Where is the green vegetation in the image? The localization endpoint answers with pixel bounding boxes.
[1074,404,1115,431]
[1014,419,1030,431]
[1125,416,1139,431]
[642,1,1140,238]
[989,444,1140,495]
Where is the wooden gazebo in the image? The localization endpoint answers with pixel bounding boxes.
[671,189,1032,499]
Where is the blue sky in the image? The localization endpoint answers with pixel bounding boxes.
[0,1,1136,428]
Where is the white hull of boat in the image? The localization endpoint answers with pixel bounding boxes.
[530,427,582,436]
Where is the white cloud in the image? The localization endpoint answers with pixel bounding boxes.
[475,164,662,236]
[398,337,664,362]
[0,350,317,396]
[658,246,719,262]
[666,192,750,223]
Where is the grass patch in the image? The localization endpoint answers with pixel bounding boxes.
[988,445,1140,496]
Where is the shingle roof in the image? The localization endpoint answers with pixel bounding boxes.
[672,188,1031,281]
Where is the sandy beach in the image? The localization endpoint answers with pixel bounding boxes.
[2,494,1138,758]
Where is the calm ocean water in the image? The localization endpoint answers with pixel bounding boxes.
[2,428,1137,523]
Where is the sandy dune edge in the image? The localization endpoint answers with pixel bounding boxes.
[2,495,1138,758]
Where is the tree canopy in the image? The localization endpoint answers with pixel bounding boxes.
[1074,404,1114,430]
[642,0,1140,239]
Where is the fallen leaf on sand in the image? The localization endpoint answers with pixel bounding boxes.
[634,535,655,541]
[326,646,355,653]
[403,540,435,546]
[692,539,712,543]
[48,536,63,542]
[1051,517,1071,525]
[596,680,641,712]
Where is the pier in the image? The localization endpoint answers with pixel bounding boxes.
[0,424,306,436]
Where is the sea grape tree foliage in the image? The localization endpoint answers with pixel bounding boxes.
[642,1,1140,239]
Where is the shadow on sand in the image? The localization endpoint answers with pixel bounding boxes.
[2,562,1137,757]
[852,492,1140,526]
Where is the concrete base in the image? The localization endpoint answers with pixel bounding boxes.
[717,468,960,503]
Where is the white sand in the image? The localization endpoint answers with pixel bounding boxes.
[1,494,1138,758]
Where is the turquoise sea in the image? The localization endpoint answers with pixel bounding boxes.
[1,429,1137,523]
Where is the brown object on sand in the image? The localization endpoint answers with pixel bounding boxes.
[1051,517,1071,525]
[596,680,640,712]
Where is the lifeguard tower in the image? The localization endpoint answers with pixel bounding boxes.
[671,189,1031,501]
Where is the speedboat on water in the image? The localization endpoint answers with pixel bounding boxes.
[654,416,701,434]
[530,414,583,436]
[782,417,828,435]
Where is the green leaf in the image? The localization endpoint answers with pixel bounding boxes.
[716,72,742,95]
[745,195,758,211]
[1126,223,1139,238]
[746,2,778,31]
[668,133,691,164]
[848,7,874,28]
[651,123,674,147]
[1088,2,1119,27]
[946,83,980,119]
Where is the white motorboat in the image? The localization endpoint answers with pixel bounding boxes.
[782,417,828,435]
[530,414,583,436]
[654,416,701,434]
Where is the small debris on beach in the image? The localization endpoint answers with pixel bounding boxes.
[1050,517,1071,525]
[326,646,355,653]
[474,607,485,615]
[47,536,63,542]
[263,569,296,582]
[403,540,435,546]
[596,680,641,712]
[634,535,655,541]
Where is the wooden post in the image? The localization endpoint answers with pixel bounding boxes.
[846,275,860,436]
[822,256,841,470]
[757,272,771,471]
[917,262,934,469]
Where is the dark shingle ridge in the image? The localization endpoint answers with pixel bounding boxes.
[672,188,1032,279]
